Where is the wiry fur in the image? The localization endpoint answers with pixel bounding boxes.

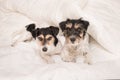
[35,38,62,63]
[59,18,91,64]
[61,34,91,64]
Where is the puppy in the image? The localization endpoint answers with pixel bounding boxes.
[26,24,62,63]
[59,18,91,64]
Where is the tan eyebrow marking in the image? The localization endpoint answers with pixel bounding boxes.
[45,34,52,39]
[45,34,54,45]
[74,23,80,29]
[66,23,72,28]
[80,32,84,38]
[38,34,44,38]
[38,34,44,41]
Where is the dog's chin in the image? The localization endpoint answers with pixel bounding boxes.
[68,42,79,47]
[41,51,50,55]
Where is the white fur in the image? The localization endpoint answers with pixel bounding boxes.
[35,39,62,63]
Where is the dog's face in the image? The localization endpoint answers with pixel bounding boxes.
[26,24,59,53]
[59,18,89,45]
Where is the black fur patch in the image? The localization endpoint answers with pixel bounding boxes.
[59,18,89,32]
[50,26,59,36]
[59,18,89,38]
[26,24,35,32]
[77,18,89,30]
[25,24,59,46]
[38,27,59,46]
[26,23,39,38]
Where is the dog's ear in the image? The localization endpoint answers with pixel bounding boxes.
[32,28,40,39]
[66,18,71,22]
[78,18,89,30]
[25,24,40,39]
[59,18,71,32]
[26,23,36,32]
[59,21,66,32]
[50,26,59,36]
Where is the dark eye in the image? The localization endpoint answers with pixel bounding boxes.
[38,37,43,41]
[47,37,52,41]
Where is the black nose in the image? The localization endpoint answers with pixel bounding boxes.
[42,47,47,52]
[70,38,75,43]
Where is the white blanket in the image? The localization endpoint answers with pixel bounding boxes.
[0,0,120,79]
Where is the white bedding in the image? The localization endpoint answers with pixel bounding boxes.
[0,0,120,79]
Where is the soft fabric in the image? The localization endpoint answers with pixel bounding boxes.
[0,0,120,79]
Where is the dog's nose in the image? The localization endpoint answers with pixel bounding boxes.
[42,47,47,52]
[70,38,75,43]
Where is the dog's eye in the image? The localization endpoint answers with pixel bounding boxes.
[47,37,52,41]
[38,37,43,41]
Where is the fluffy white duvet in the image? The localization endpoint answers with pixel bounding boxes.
[0,0,120,80]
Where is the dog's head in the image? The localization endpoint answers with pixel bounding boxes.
[59,18,89,45]
[26,24,59,53]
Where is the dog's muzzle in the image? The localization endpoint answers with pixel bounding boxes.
[70,37,76,43]
[69,34,77,44]
[42,47,47,52]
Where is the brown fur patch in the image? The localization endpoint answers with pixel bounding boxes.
[45,35,54,45]
[38,34,44,38]
[38,34,44,46]
[45,35,52,39]
[74,23,80,29]
[37,34,55,46]
[80,33,83,38]
[66,37,70,44]
[66,23,72,28]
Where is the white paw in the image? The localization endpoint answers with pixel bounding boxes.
[46,59,55,64]
[62,56,76,62]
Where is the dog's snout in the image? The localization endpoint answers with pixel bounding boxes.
[70,38,75,43]
[42,47,47,52]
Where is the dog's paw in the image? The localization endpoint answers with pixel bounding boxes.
[11,39,20,47]
[84,59,92,65]
[46,59,55,64]
[84,53,92,65]
[62,56,76,62]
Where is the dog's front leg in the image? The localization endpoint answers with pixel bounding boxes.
[83,52,92,65]
[61,49,76,62]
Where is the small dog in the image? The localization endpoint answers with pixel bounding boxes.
[59,18,91,64]
[26,24,62,63]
